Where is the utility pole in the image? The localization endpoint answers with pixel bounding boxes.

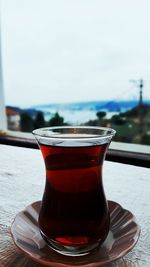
[139,79,143,107]
[130,79,144,134]
[130,78,143,107]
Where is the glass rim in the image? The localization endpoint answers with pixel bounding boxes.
[32,126,116,140]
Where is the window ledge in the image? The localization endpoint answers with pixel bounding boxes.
[0,130,149,168]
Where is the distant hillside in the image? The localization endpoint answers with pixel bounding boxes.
[7,100,150,115]
[33,100,150,112]
[120,104,150,117]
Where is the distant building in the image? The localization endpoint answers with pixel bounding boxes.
[6,107,20,131]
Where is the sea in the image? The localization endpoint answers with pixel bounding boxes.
[43,108,117,125]
[33,100,150,125]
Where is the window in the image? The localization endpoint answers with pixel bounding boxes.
[0,0,150,166]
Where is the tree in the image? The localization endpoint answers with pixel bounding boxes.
[96,111,107,126]
[34,111,45,129]
[96,111,106,119]
[111,114,126,125]
[48,112,65,126]
[141,133,150,145]
[20,112,34,132]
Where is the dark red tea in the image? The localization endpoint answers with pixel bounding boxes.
[39,142,110,253]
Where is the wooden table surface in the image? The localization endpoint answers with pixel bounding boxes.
[0,144,150,267]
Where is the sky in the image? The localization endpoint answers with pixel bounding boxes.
[1,0,150,107]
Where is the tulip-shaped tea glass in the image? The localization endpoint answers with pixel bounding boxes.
[33,126,116,256]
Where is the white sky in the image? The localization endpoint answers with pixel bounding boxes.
[1,0,150,107]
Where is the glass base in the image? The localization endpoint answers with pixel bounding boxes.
[40,231,100,256]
